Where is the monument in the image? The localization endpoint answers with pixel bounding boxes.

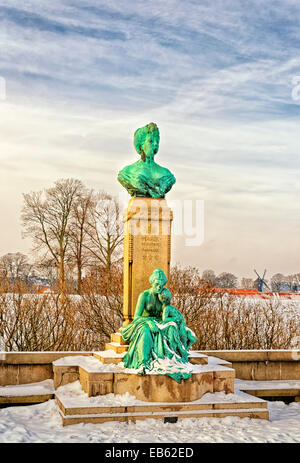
[53,123,269,425]
[120,123,175,326]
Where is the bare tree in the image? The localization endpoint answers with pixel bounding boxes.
[202,269,216,286]
[83,191,124,286]
[270,273,285,292]
[21,178,84,296]
[68,188,94,294]
[0,253,32,281]
[78,262,124,348]
[241,277,254,289]
[215,272,238,289]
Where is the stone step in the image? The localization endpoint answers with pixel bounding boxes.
[0,393,53,405]
[205,355,232,369]
[56,384,269,426]
[105,342,129,354]
[0,379,54,405]
[188,352,208,365]
[242,388,300,398]
[55,392,268,417]
[236,379,300,400]
[244,388,300,398]
[93,351,125,364]
[111,332,127,345]
[57,400,269,426]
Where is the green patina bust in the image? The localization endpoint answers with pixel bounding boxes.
[118,122,176,198]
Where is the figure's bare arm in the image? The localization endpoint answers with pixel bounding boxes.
[161,305,176,323]
[161,306,169,321]
[134,291,147,318]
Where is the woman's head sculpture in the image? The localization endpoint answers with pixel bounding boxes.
[149,268,168,294]
[134,122,160,162]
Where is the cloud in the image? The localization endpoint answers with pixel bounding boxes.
[1,0,300,276]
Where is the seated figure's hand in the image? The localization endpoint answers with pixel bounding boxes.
[147,319,159,333]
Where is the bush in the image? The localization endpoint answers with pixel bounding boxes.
[0,265,299,352]
[169,265,300,350]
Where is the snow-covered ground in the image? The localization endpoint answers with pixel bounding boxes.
[0,381,299,443]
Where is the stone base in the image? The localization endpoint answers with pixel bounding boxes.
[55,388,269,426]
[53,353,269,425]
[53,354,234,402]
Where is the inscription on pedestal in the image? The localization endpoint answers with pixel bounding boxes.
[141,236,160,259]
[122,198,173,326]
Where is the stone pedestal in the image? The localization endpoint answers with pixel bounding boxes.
[53,353,270,425]
[122,197,173,326]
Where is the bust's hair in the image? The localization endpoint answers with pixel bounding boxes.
[134,122,159,160]
[160,288,172,303]
[149,268,168,286]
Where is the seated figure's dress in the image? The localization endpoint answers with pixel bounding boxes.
[121,291,164,371]
[161,305,197,364]
[121,292,196,383]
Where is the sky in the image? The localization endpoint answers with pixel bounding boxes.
[1,0,300,280]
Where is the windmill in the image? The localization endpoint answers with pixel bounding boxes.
[254,269,270,292]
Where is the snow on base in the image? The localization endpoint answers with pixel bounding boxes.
[0,380,54,397]
[95,350,125,358]
[0,398,299,443]
[55,380,265,408]
[206,355,231,365]
[53,354,233,375]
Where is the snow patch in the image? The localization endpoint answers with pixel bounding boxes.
[0,380,54,397]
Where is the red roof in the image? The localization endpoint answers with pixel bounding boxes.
[211,288,297,298]
[212,288,259,295]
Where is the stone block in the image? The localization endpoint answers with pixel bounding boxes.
[93,352,123,364]
[0,363,53,386]
[201,350,269,362]
[188,353,208,365]
[105,343,128,354]
[79,367,114,397]
[53,365,79,389]
[111,332,127,345]
[2,352,91,365]
[114,371,214,402]
[267,351,300,362]
[213,368,235,393]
